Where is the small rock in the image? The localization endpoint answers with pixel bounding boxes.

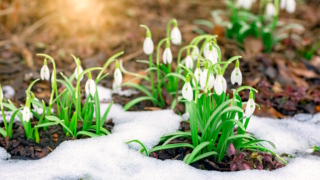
[12,140,19,148]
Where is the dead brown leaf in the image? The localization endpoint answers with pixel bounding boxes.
[122,70,146,85]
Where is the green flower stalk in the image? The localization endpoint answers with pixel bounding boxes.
[0,85,7,133]
[141,25,156,99]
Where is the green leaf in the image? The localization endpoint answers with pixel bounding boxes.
[101,102,113,125]
[0,128,7,137]
[165,73,186,82]
[185,141,211,164]
[123,96,160,111]
[190,151,218,164]
[149,143,194,153]
[122,83,153,97]
[126,139,149,156]
[76,131,100,138]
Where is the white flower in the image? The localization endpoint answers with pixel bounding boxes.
[74,65,84,81]
[185,55,193,69]
[265,3,276,17]
[114,62,122,87]
[85,79,96,97]
[33,97,40,111]
[237,0,254,10]
[192,66,201,86]
[207,49,218,64]
[22,106,31,122]
[191,47,200,60]
[0,86,3,102]
[231,67,242,85]
[231,61,243,85]
[245,92,256,117]
[170,27,182,45]
[143,37,154,55]
[203,43,210,58]
[214,74,227,95]
[200,69,215,90]
[182,75,193,101]
[286,0,296,13]
[162,48,172,64]
[40,65,50,80]
[281,0,296,13]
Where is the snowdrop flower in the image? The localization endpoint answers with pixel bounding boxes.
[214,67,227,95]
[185,55,193,69]
[231,60,242,85]
[281,0,296,13]
[163,40,172,64]
[112,81,121,92]
[74,59,84,81]
[245,91,256,117]
[203,43,210,58]
[31,93,40,111]
[114,61,122,87]
[191,46,200,60]
[40,59,50,81]
[207,45,218,64]
[22,97,31,122]
[265,3,276,17]
[143,30,154,55]
[182,74,193,101]
[170,24,182,45]
[85,72,97,97]
[192,60,201,86]
[237,0,254,10]
[200,61,215,90]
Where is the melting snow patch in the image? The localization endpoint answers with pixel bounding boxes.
[0,105,319,179]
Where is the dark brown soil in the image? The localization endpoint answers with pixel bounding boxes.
[149,122,285,172]
[0,119,114,160]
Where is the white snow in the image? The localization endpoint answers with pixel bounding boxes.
[0,86,319,179]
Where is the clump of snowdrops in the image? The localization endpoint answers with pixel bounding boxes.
[127,39,287,165]
[195,0,304,52]
[0,52,123,142]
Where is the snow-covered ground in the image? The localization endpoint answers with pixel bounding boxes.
[0,87,319,180]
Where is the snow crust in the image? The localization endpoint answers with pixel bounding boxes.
[0,87,319,179]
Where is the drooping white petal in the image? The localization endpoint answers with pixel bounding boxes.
[170,27,182,45]
[237,0,244,8]
[192,68,201,86]
[214,75,223,95]
[207,49,218,64]
[208,74,215,89]
[85,79,97,97]
[40,65,50,80]
[182,82,193,101]
[231,67,242,85]
[22,106,31,122]
[222,76,227,93]
[143,37,154,55]
[185,56,193,69]
[162,48,173,64]
[203,43,210,58]
[242,0,253,10]
[245,99,256,117]
[191,47,200,60]
[266,3,276,17]
[114,68,122,86]
[286,0,296,13]
[200,69,208,89]
[74,66,84,81]
[0,89,3,101]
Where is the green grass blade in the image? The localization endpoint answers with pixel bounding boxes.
[190,151,218,164]
[126,139,149,156]
[149,143,194,153]
[123,96,159,111]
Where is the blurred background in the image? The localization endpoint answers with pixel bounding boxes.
[0,0,320,118]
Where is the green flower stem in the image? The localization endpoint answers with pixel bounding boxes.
[149,54,156,98]
[1,108,7,133]
[156,38,171,107]
[221,55,242,74]
[75,67,103,120]
[166,19,177,38]
[190,35,217,46]
[176,45,197,75]
[96,51,124,83]
[37,54,60,115]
